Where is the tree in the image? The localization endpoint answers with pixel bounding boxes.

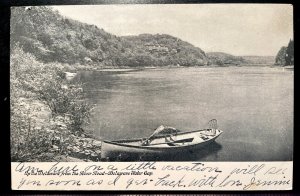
[285,39,294,65]
[275,47,287,66]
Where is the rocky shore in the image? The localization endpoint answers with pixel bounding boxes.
[27,129,103,162]
[59,133,102,161]
[46,116,103,162]
[19,99,103,162]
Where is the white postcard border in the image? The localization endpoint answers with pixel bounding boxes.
[11,161,293,191]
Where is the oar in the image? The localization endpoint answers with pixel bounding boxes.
[148,125,166,140]
[142,125,165,145]
[147,137,194,146]
[142,125,180,146]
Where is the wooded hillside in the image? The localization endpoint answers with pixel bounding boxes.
[11,6,210,67]
[206,52,247,66]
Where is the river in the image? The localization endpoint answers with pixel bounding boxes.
[77,66,293,161]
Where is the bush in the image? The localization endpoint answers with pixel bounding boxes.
[10,45,92,161]
[10,99,53,161]
[11,127,53,161]
[37,80,92,133]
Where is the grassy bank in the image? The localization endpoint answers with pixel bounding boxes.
[10,45,100,162]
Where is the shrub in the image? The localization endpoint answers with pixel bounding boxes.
[10,96,53,161]
[37,80,92,133]
[10,45,92,161]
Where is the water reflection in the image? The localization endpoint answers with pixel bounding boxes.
[104,142,223,162]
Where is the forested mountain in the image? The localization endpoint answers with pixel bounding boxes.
[13,6,274,67]
[122,34,208,66]
[11,6,210,67]
[11,6,130,65]
[206,52,247,65]
[275,39,294,66]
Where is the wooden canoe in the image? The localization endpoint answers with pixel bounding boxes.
[101,128,223,160]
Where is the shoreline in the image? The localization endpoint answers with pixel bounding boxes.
[14,97,103,162]
[64,63,277,73]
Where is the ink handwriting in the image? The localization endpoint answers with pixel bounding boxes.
[12,162,292,190]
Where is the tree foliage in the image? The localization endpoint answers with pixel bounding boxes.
[10,45,92,161]
[275,39,294,66]
[11,6,211,67]
[206,52,247,65]
[275,47,287,65]
[285,39,294,65]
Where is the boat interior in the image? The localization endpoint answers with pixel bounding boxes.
[116,129,222,148]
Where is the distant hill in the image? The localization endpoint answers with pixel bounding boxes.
[206,52,247,66]
[122,34,208,66]
[11,6,209,67]
[240,56,275,65]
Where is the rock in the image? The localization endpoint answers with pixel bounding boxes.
[91,152,98,157]
[61,85,68,90]
[77,151,86,159]
[72,146,80,153]
[52,145,59,150]
[93,141,102,147]
[49,145,59,152]
[54,155,84,162]
[66,146,73,150]
[86,144,93,148]
[82,143,88,149]
[75,140,82,145]
[45,129,54,133]
[95,150,101,154]
[90,153,99,161]
[84,159,93,162]
[65,72,77,81]
[84,149,91,154]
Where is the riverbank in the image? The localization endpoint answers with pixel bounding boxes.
[15,98,103,162]
[62,63,276,76]
[10,47,104,162]
[53,132,102,162]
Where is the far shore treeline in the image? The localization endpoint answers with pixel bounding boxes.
[11,6,290,67]
[10,6,293,162]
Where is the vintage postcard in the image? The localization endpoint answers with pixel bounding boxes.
[10,4,293,190]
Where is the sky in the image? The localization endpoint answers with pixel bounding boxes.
[52,4,293,56]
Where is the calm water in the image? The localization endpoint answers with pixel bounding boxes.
[77,66,293,161]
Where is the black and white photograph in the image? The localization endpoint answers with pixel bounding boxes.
[10,4,293,163]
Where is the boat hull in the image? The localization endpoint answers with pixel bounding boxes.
[101,129,223,161]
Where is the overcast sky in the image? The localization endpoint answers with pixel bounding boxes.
[52,4,293,56]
